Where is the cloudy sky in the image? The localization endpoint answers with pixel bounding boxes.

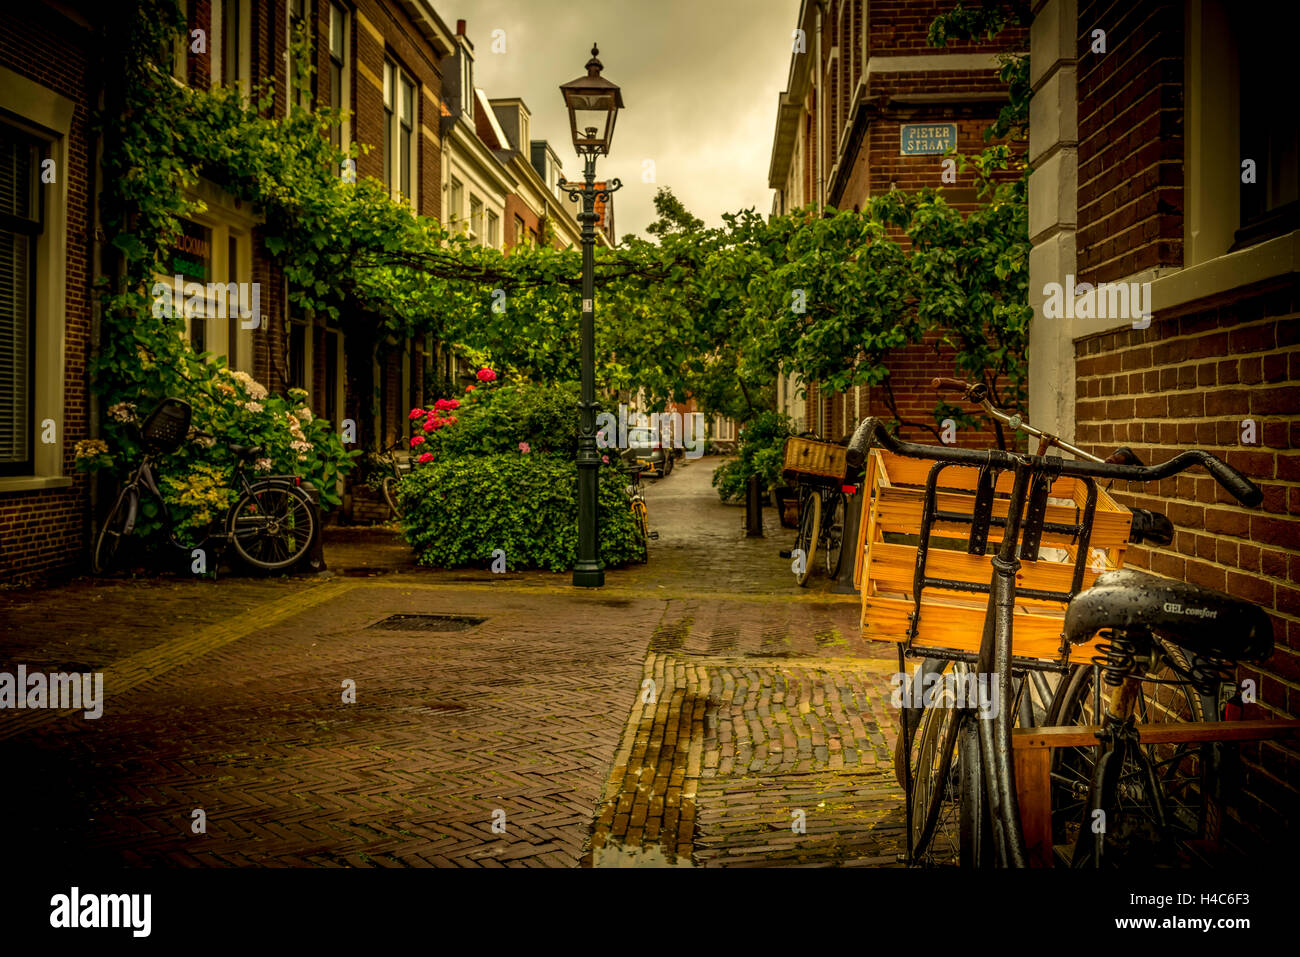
[454,0,800,239]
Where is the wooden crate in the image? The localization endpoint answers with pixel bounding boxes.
[854,449,1133,664]
[781,436,849,483]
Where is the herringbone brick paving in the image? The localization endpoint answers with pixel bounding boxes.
[2,458,908,867]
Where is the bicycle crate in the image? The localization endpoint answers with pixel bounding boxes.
[781,436,849,484]
[854,449,1133,664]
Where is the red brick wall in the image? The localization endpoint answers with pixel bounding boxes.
[1073,279,1300,849]
[0,5,95,582]
[1075,0,1184,283]
[867,0,1026,56]
[504,194,539,250]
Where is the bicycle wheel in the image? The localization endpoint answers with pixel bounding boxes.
[227,482,316,571]
[794,485,820,587]
[632,498,650,563]
[382,474,403,519]
[822,488,846,578]
[1047,639,1218,867]
[909,663,964,864]
[92,485,138,574]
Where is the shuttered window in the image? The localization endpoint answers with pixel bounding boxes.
[0,126,40,474]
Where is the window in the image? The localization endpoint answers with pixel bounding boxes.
[1237,15,1299,246]
[214,0,250,94]
[288,319,308,393]
[328,3,349,163]
[287,0,313,113]
[469,196,483,240]
[448,177,463,229]
[486,210,499,248]
[0,127,40,474]
[514,214,526,246]
[383,58,417,206]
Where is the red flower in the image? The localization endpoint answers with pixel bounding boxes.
[433,398,452,411]
[418,452,433,464]
[408,408,426,420]
[423,417,437,433]
[447,399,460,410]
[476,368,497,382]
[447,415,457,424]
[465,384,476,393]
[410,435,425,448]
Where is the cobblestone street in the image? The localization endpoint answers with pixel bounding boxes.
[1,458,903,867]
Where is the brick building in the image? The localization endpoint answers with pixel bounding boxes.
[1028,0,1300,848]
[0,2,98,582]
[767,0,1025,445]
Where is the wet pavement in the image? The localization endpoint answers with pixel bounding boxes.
[0,456,903,867]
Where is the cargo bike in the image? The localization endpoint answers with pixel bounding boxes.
[848,378,1295,867]
[781,433,853,587]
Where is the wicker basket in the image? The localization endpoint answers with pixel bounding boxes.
[781,436,849,484]
[854,448,1133,664]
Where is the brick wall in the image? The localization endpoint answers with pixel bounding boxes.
[0,5,95,583]
[504,194,539,250]
[867,0,1027,55]
[1075,0,1184,283]
[1073,278,1300,850]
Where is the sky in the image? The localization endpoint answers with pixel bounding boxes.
[452,0,800,239]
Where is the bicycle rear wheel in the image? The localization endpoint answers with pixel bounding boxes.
[910,667,963,864]
[794,485,820,587]
[632,498,649,563]
[92,485,138,574]
[228,483,316,571]
[1047,639,1218,867]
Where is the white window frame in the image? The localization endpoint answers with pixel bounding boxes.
[327,2,351,162]
[448,176,463,230]
[486,210,500,248]
[211,0,252,101]
[383,58,418,208]
[0,67,72,491]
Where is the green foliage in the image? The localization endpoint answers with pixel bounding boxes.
[398,453,641,571]
[928,2,1031,141]
[711,411,793,502]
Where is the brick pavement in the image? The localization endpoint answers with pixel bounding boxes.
[0,457,907,867]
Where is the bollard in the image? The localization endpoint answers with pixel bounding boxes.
[298,480,328,573]
[745,474,764,537]
[830,483,861,595]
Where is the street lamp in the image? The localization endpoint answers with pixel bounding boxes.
[558,44,623,588]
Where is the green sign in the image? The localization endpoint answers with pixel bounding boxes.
[900,123,957,156]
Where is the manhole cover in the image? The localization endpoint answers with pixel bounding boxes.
[368,614,486,632]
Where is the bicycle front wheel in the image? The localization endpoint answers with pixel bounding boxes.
[632,498,650,563]
[92,485,138,574]
[794,486,820,587]
[823,488,846,577]
[382,474,403,519]
[228,483,316,571]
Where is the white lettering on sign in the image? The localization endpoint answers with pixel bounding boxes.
[900,123,957,155]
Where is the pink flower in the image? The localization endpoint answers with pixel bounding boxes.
[410,435,425,448]
[602,455,609,464]
[433,398,452,411]
[418,452,433,464]
[423,417,437,432]
[519,441,531,454]
[447,399,460,410]
[408,408,426,420]
[476,368,497,382]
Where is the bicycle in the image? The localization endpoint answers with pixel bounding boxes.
[377,440,410,519]
[623,458,657,562]
[791,480,847,587]
[92,398,318,575]
[849,378,1273,868]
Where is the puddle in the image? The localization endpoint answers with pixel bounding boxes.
[592,840,694,868]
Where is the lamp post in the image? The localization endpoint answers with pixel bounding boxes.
[558,44,623,588]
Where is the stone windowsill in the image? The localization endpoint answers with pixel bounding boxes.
[0,475,75,493]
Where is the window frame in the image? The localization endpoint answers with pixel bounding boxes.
[383,57,418,208]
[0,126,43,476]
[328,2,351,167]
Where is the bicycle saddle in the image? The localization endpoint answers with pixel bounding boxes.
[1065,568,1274,662]
[228,443,264,459]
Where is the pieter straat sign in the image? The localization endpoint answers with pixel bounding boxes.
[900,123,957,155]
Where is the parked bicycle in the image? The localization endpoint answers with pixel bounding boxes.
[782,432,848,587]
[623,456,657,562]
[851,378,1279,868]
[377,439,410,519]
[92,398,318,575]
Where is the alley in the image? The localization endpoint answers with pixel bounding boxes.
[0,458,902,867]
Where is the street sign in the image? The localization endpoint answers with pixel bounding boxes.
[900,123,958,155]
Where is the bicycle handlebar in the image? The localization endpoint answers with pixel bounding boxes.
[845,417,1263,506]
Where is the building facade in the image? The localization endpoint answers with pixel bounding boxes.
[768,0,1025,444]
[1028,0,1299,850]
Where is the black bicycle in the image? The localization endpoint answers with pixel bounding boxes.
[378,439,410,519]
[854,378,1271,868]
[92,398,317,575]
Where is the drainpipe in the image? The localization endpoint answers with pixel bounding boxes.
[815,0,826,214]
